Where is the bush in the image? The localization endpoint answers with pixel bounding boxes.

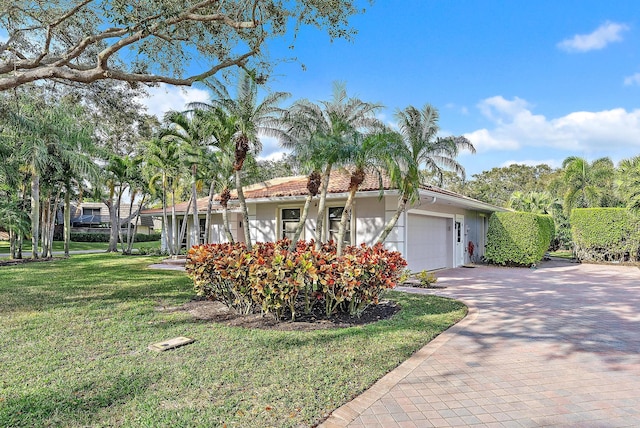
[185,239,408,320]
[70,232,161,243]
[485,212,555,266]
[570,208,640,263]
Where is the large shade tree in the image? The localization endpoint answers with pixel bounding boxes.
[0,1,368,90]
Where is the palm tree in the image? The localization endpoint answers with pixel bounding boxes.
[507,191,559,214]
[377,105,476,244]
[146,137,182,255]
[202,71,290,250]
[281,82,383,249]
[618,156,640,213]
[562,156,616,214]
[161,110,211,245]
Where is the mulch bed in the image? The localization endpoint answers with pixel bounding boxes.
[0,257,65,267]
[165,298,401,331]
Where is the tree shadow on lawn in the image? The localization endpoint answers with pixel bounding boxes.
[413,260,640,370]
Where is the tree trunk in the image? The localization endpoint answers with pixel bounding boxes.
[336,187,358,256]
[376,196,407,244]
[161,173,173,255]
[191,165,200,244]
[289,192,313,251]
[127,194,146,254]
[44,190,60,258]
[235,169,252,250]
[204,180,216,244]
[221,205,234,243]
[30,173,39,259]
[17,233,23,259]
[106,199,118,252]
[9,230,15,259]
[171,186,178,257]
[124,191,136,254]
[177,196,193,254]
[64,187,71,257]
[314,163,332,250]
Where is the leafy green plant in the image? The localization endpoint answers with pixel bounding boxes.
[570,208,640,263]
[485,212,555,266]
[414,270,438,288]
[186,239,408,319]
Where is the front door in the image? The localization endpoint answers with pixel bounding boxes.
[455,215,465,266]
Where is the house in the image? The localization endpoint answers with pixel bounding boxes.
[69,202,157,235]
[141,171,505,272]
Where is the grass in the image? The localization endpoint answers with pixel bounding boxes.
[0,240,161,255]
[0,254,467,427]
[548,249,574,259]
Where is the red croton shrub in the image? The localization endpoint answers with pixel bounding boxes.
[185,239,408,320]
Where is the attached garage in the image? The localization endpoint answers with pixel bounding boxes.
[406,213,452,272]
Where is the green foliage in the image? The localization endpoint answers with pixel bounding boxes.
[70,232,161,243]
[570,208,640,263]
[413,270,438,288]
[186,239,408,319]
[485,212,555,266]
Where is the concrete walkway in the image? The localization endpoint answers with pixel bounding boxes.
[321,260,640,427]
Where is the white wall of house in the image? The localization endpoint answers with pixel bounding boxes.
[158,194,493,271]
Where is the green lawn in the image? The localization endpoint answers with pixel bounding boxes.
[0,254,467,427]
[0,240,161,254]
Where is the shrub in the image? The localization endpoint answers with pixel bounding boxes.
[70,232,161,243]
[185,239,408,320]
[413,270,438,288]
[485,212,555,266]
[570,208,640,263]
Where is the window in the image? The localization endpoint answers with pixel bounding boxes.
[83,207,101,217]
[328,207,351,245]
[281,208,301,240]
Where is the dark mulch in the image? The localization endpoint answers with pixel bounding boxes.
[0,257,65,267]
[167,298,401,331]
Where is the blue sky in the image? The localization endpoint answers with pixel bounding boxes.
[124,2,640,176]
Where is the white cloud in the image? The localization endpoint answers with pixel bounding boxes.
[256,135,289,161]
[557,21,629,53]
[137,83,211,119]
[624,73,640,86]
[465,96,640,155]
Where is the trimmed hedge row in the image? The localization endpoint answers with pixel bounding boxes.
[185,239,408,320]
[70,232,161,242]
[485,212,555,266]
[570,208,640,263]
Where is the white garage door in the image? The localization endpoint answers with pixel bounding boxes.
[406,214,449,272]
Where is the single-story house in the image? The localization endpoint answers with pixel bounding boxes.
[69,202,157,235]
[141,171,505,272]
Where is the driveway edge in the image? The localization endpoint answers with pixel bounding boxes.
[319,298,478,428]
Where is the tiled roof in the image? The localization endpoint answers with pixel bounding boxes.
[141,169,501,215]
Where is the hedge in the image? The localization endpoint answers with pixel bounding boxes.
[485,212,555,266]
[185,239,408,320]
[570,208,640,263]
[70,232,162,243]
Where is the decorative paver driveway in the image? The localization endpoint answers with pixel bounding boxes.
[321,260,640,427]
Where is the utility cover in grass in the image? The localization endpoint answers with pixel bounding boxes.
[148,336,194,351]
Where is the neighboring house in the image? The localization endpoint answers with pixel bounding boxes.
[69,202,157,235]
[141,171,505,272]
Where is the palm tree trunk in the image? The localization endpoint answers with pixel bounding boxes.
[336,187,358,256]
[161,173,172,255]
[235,170,252,250]
[204,180,215,244]
[376,196,407,244]
[64,187,71,257]
[221,205,234,243]
[191,165,200,244]
[314,163,332,250]
[125,192,136,253]
[30,173,39,259]
[106,199,118,252]
[289,192,313,251]
[127,194,146,254]
[171,186,178,257]
[178,195,193,254]
[9,230,16,259]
